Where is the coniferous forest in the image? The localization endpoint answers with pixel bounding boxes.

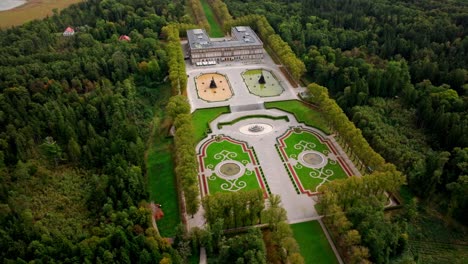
[0,0,467,263]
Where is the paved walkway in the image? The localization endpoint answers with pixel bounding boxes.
[186,52,300,111]
[189,108,360,224]
[183,47,358,263]
[209,109,319,222]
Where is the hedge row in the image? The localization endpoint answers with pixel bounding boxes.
[216,114,289,129]
[167,96,200,216]
[162,24,188,95]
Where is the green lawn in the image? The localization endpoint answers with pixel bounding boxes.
[192,106,230,143]
[279,130,348,193]
[265,100,331,134]
[291,221,339,264]
[200,0,224,37]
[146,86,180,238]
[147,137,180,237]
[202,139,264,195]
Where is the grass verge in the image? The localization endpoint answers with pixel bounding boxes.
[200,0,224,37]
[192,106,230,143]
[145,85,180,238]
[202,139,263,195]
[265,100,331,134]
[291,221,339,264]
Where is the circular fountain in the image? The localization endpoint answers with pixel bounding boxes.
[298,150,327,168]
[215,160,245,180]
[239,123,273,135]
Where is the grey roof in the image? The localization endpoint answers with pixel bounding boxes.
[187,26,263,50]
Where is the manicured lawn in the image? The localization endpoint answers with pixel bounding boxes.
[146,85,180,238]
[282,131,329,154]
[291,221,339,264]
[265,100,331,134]
[202,138,263,194]
[192,106,230,143]
[278,129,348,193]
[200,0,224,37]
[147,137,179,237]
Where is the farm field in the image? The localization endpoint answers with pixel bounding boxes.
[0,0,83,28]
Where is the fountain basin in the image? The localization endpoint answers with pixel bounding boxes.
[239,123,273,135]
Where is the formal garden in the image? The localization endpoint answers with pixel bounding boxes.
[241,69,284,97]
[276,127,350,195]
[197,135,269,197]
[195,73,233,102]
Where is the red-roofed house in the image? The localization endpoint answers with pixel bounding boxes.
[119,35,131,42]
[63,27,75,36]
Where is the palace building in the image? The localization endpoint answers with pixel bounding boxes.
[186,26,263,65]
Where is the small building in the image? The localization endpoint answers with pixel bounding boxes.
[63,27,75,36]
[187,26,263,64]
[119,35,131,42]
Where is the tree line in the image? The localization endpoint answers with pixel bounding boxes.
[187,0,211,33]
[226,15,306,80]
[307,83,386,171]
[206,0,233,33]
[162,24,188,95]
[194,190,304,263]
[0,0,191,262]
[166,95,200,217]
[225,0,467,227]
[318,171,407,264]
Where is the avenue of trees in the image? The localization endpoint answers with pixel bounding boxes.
[226,0,467,225]
[207,0,234,32]
[162,24,189,95]
[226,15,306,80]
[225,0,466,262]
[306,83,408,263]
[195,190,304,263]
[319,171,408,264]
[166,95,200,216]
[187,0,211,32]
[307,83,386,171]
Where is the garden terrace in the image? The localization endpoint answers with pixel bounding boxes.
[197,135,270,197]
[276,127,351,196]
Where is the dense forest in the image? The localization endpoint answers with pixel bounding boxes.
[225,0,467,262]
[225,0,467,220]
[0,0,188,262]
[1,0,467,263]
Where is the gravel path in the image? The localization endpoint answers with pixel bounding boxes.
[183,47,357,264]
